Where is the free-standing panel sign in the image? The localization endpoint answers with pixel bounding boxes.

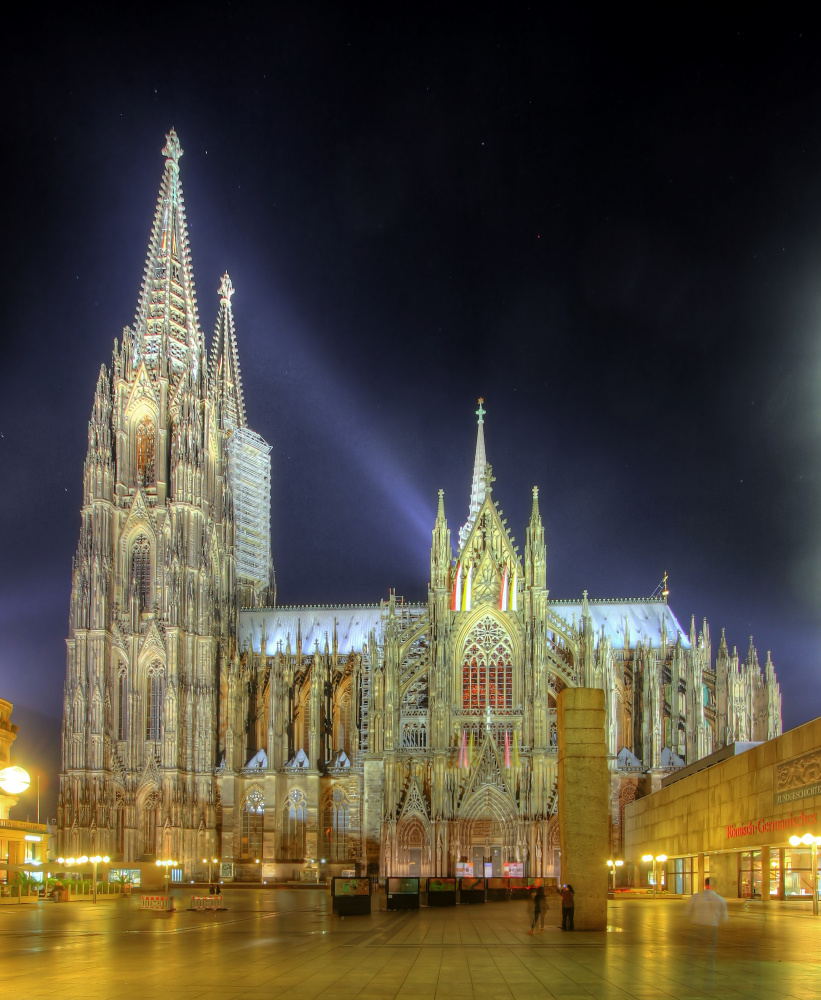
[387,877,420,909]
[332,877,371,915]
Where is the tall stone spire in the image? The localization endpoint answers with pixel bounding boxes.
[458,398,488,551]
[209,272,247,432]
[132,129,204,382]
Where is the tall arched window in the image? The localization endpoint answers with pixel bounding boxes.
[322,788,350,862]
[131,535,151,609]
[114,798,125,857]
[241,789,264,859]
[282,790,307,859]
[142,791,159,855]
[461,616,514,713]
[136,416,156,486]
[146,663,164,741]
[117,671,127,741]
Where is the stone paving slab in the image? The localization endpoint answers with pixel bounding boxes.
[1,890,820,999]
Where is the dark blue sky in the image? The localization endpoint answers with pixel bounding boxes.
[2,8,821,819]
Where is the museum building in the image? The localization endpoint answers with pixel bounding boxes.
[57,132,784,883]
[624,714,821,901]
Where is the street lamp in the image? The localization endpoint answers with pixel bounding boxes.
[0,765,31,795]
[57,855,109,902]
[202,856,219,884]
[789,833,821,916]
[642,854,667,897]
[606,858,624,891]
[156,858,178,909]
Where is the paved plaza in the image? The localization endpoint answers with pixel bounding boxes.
[2,888,820,1000]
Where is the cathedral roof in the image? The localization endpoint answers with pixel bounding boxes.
[241,597,689,655]
[549,598,691,650]
[242,605,393,656]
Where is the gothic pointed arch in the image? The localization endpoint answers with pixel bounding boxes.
[457,613,517,715]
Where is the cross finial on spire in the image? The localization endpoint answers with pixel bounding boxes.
[219,272,235,303]
[476,397,486,424]
[162,129,183,167]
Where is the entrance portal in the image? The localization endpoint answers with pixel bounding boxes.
[472,845,503,876]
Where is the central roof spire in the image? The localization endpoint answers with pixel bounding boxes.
[458,398,489,551]
[132,129,204,383]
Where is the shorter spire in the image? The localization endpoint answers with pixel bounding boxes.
[209,272,246,430]
[437,488,446,520]
[531,485,540,520]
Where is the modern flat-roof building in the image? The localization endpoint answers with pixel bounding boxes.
[624,716,821,901]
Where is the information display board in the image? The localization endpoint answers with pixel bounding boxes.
[387,876,420,910]
[486,877,510,901]
[332,877,372,915]
[458,877,486,904]
[509,877,539,900]
[427,877,456,907]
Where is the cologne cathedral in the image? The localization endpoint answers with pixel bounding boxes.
[58,133,783,881]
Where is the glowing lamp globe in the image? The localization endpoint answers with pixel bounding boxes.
[0,765,31,795]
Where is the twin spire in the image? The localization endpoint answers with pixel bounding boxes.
[209,272,247,431]
[133,129,203,380]
[133,130,246,416]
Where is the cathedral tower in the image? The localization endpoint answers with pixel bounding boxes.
[58,132,272,868]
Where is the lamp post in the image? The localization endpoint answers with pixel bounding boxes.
[156,858,178,910]
[789,833,821,916]
[606,858,624,892]
[89,855,109,903]
[202,857,219,885]
[57,855,109,902]
[642,853,667,896]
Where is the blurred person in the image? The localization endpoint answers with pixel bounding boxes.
[685,877,728,987]
[560,883,575,930]
[528,885,547,934]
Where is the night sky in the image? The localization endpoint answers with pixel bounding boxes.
[3,9,821,820]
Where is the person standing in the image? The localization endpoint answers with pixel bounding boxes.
[684,877,728,987]
[528,886,547,934]
[560,884,575,930]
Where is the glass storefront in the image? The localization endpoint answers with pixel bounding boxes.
[738,849,817,899]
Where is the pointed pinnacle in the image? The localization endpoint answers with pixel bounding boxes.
[437,488,446,520]
[219,272,235,303]
[531,485,540,518]
[163,129,183,166]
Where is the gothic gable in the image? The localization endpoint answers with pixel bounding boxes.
[457,496,521,611]
[124,361,160,416]
[400,778,428,820]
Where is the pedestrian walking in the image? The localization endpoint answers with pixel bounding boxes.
[528,885,547,934]
[560,883,575,930]
[684,877,728,988]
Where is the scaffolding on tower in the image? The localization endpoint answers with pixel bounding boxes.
[227,426,273,607]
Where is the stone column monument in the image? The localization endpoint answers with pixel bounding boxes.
[557,687,608,930]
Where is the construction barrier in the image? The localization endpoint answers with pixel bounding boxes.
[140,894,172,910]
[190,895,223,910]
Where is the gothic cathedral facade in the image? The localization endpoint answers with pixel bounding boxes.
[59,134,783,881]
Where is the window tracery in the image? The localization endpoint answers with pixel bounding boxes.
[146,662,164,741]
[136,416,156,486]
[322,787,350,861]
[132,536,151,609]
[241,788,264,859]
[282,789,307,859]
[461,616,513,713]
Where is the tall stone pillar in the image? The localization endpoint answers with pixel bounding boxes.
[557,687,608,930]
[697,852,705,894]
[778,848,786,900]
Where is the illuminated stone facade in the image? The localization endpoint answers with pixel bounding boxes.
[59,134,783,880]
